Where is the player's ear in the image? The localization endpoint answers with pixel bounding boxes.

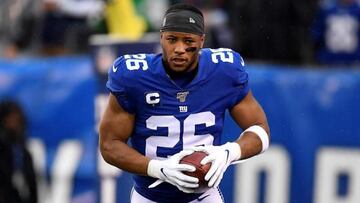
[199,34,205,48]
[160,32,165,45]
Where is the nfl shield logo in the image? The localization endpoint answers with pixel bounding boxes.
[176,91,189,102]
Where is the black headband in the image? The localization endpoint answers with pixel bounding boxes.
[160,10,204,36]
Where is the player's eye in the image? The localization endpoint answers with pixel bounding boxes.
[185,39,194,44]
[167,38,176,43]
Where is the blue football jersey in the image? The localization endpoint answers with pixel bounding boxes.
[106,48,249,202]
[311,1,360,64]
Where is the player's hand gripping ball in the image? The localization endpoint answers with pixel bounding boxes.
[180,151,211,186]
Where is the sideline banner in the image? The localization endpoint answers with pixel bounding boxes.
[0,56,98,203]
[222,66,360,203]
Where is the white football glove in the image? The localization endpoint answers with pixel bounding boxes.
[191,142,241,188]
[147,150,199,193]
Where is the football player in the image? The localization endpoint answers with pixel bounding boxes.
[99,3,270,203]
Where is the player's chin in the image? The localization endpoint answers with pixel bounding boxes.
[169,63,188,72]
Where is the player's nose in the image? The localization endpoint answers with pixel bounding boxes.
[174,42,186,54]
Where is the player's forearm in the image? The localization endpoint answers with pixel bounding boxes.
[99,135,150,176]
[235,124,270,159]
[236,131,262,159]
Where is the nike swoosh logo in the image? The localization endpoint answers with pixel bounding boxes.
[160,168,168,178]
[197,194,210,201]
[225,149,230,162]
[112,65,118,72]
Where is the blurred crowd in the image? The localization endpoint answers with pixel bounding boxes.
[0,0,360,66]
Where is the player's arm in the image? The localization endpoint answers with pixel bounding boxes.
[99,93,199,192]
[190,51,270,188]
[230,91,270,159]
[99,93,149,175]
[191,91,270,188]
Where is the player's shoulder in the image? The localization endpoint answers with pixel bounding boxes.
[200,48,246,74]
[199,48,248,86]
[201,48,245,65]
[108,53,157,79]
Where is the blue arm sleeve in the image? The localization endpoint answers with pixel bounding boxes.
[228,53,250,108]
[106,57,136,114]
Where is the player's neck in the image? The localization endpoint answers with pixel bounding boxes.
[162,60,198,79]
[162,60,198,88]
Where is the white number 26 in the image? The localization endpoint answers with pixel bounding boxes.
[145,112,215,158]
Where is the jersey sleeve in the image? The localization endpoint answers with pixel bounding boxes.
[227,51,250,108]
[106,56,136,114]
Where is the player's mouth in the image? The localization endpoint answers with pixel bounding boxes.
[171,57,187,66]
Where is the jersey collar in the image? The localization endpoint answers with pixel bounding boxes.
[152,50,210,89]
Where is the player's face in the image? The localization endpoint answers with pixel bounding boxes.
[160,31,205,73]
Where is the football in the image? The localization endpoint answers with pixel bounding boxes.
[180,151,211,186]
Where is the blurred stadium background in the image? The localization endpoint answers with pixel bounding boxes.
[0,0,359,203]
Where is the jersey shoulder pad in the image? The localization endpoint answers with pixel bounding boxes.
[202,48,246,74]
[106,54,153,113]
[203,48,249,107]
[210,48,248,89]
[109,53,153,77]
[107,56,127,94]
[108,53,154,86]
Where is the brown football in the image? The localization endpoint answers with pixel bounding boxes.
[180,151,211,186]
